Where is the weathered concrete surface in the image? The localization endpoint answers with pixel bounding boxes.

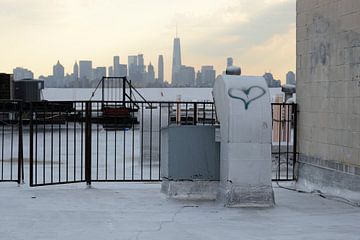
[1,183,360,240]
[297,0,360,195]
[161,180,218,200]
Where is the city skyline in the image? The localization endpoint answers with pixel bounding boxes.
[0,0,295,83]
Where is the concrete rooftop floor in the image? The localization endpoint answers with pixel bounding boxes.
[0,182,360,240]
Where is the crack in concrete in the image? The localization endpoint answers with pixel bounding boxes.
[135,205,194,240]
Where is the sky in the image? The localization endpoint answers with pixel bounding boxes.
[0,0,296,83]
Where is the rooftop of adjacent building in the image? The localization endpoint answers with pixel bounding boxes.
[0,182,359,240]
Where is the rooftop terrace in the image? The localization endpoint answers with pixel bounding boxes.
[1,182,359,240]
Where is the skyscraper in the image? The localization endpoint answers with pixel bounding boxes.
[53,60,64,86]
[172,37,182,84]
[113,56,120,77]
[108,66,114,77]
[158,55,164,83]
[178,65,195,87]
[94,67,106,80]
[196,66,216,87]
[147,62,155,82]
[138,54,145,80]
[119,64,127,77]
[128,55,138,81]
[73,61,79,80]
[79,60,92,80]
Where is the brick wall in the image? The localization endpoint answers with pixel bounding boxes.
[297,0,360,176]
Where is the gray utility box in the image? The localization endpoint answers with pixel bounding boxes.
[161,125,220,181]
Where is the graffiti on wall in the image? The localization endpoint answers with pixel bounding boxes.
[228,86,266,110]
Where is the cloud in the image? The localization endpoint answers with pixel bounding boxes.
[184,0,295,56]
[241,25,296,80]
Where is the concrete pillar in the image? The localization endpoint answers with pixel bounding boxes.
[213,74,275,207]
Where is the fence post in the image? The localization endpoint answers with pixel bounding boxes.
[29,103,34,186]
[293,104,298,180]
[17,102,24,184]
[85,102,92,186]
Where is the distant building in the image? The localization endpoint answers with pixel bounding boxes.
[128,55,146,84]
[286,71,296,85]
[13,67,34,81]
[147,62,155,82]
[93,67,106,81]
[158,55,164,83]
[178,65,195,87]
[113,56,121,77]
[79,60,93,80]
[53,60,64,87]
[108,66,114,77]
[196,66,216,87]
[128,55,138,81]
[227,57,233,68]
[73,62,79,81]
[172,38,182,84]
[263,72,281,88]
[119,64,127,77]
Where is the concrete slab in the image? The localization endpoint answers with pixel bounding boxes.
[0,182,360,240]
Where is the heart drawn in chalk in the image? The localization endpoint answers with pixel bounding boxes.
[228,86,266,110]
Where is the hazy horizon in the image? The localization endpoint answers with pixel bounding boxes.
[0,0,296,82]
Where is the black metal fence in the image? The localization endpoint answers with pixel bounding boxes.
[28,101,217,186]
[0,101,23,183]
[271,103,297,181]
[0,100,297,186]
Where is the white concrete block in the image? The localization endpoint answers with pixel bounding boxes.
[213,74,274,207]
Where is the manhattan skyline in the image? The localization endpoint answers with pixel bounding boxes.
[0,0,295,82]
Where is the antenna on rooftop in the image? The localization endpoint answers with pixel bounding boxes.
[176,23,178,38]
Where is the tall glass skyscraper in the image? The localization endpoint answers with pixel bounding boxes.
[158,55,164,83]
[171,38,182,84]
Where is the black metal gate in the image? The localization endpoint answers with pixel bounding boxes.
[0,101,23,184]
[28,100,217,186]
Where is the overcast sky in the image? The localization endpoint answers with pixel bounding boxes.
[0,0,295,82]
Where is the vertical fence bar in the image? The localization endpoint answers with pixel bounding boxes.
[278,104,282,180]
[81,102,84,180]
[131,105,135,180]
[17,102,23,184]
[10,112,14,181]
[141,103,144,180]
[1,120,4,180]
[85,102,92,186]
[149,104,153,180]
[96,102,99,180]
[158,103,162,180]
[29,103,34,186]
[58,108,61,183]
[73,104,77,181]
[286,104,290,180]
[51,106,54,184]
[43,103,46,185]
[114,128,117,181]
[293,104,298,180]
